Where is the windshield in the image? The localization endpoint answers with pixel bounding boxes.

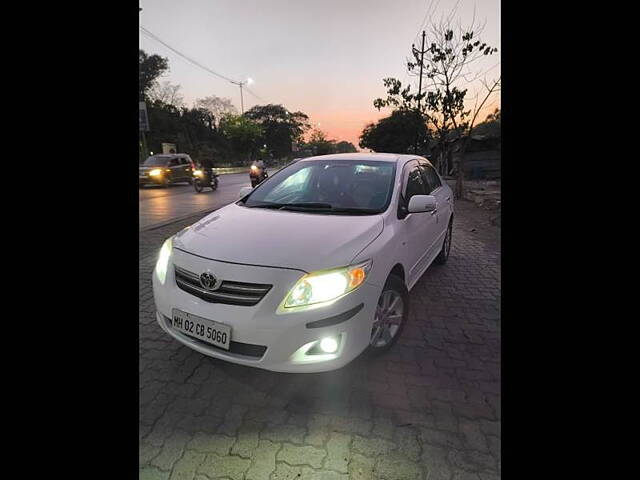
[241,159,397,214]
[143,156,170,166]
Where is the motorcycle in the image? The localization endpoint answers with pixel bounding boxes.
[250,164,268,187]
[193,168,219,193]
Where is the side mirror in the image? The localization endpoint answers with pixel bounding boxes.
[238,186,253,199]
[407,194,437,214]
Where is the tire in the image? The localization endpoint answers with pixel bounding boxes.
[434,218,453,265]
[193,179,203,193]
[251,179,258,187]
[211,178,219,191]
[366,274,409,355]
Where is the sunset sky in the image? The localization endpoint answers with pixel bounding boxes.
[139,0,500,149]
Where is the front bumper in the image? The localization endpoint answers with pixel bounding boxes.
[139,175,166,185]
[152,248,380,373]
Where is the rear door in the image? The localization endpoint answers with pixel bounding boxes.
[168,157,181,181]
[179,156,191,180]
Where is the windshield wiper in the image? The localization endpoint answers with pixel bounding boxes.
[279,203,379,215]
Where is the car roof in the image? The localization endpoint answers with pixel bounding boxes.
[297,152,432,166]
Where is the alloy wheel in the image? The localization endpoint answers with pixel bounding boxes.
[370,290,404,347]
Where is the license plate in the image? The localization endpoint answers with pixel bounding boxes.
[171,309,231,350]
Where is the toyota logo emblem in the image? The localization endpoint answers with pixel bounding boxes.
[199,272,218,291]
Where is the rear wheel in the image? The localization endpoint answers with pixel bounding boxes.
[367,275,408,355]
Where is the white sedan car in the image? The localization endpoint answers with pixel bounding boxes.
[152,153,453,373]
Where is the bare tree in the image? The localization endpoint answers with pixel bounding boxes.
[147,81,185,108]
[375,7,499,199]
[194,96,237,127]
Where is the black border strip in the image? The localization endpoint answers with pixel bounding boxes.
[305,303,365,329]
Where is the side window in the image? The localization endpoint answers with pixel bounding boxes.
[420,163,442,194]
[404,164,427,202]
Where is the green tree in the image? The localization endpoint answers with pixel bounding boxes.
[219,114,263,161]
[139,49,169,100]
[244,104,311,159]
[304,129,337,156]
[335,141,358,153]
[359,110,430,154]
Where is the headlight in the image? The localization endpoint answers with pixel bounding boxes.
[193,169,203,177]
[250,165,258,171]
[149,168,162,177]
[155,237,173,284]
[283,260,372,308]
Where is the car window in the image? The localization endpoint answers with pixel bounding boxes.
[404,163,427,201]
[261,166,313,203]
[421,164,442,192]
[168,158,180,167]
[243,159,397,213]
[143,156,168,167]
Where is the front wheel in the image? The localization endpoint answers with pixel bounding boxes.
[367,275,409,355]
[193,179,203,193]
[211,177,219,190]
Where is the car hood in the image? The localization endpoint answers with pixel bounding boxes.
[172,203,384,272]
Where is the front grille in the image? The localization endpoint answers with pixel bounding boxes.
[174,265,272,306]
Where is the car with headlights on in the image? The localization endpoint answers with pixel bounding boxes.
[139,154,195,187]
[152,153,454,372]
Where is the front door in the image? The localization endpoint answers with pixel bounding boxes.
[400,161,439,287]
[420,162,451,251]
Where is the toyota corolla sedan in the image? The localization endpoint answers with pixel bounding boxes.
[152,153,453,373]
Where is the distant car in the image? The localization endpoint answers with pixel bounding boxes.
[152,153,454,373]
[139,154,196,187]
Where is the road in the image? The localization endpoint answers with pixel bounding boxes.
[139,200,501,480]
[139,172,263,231]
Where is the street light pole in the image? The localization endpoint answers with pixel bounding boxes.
[231,78,252,115]
[239,82,244,114]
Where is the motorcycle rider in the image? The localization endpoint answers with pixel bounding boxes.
[200,157,215,174]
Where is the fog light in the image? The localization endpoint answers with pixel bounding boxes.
[320,337,338,353]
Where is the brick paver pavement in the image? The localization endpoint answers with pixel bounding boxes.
[139,199,501,480]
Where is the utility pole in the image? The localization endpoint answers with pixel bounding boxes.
[413,30,426,154]
[231,80,247,114]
